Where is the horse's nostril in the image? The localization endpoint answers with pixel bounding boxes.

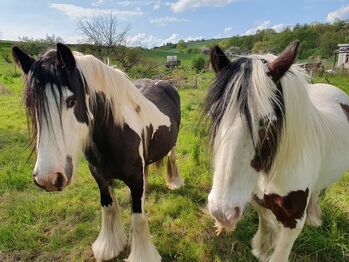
[54,172,65,189]
[234,207,241,220]
[32,171,37,177]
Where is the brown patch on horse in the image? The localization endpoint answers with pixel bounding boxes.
[250,110,284,174]
[340,103,349,123]
[254,188,309,229]
[135,105,141,113]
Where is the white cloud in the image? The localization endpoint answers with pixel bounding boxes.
[127,33,179,48]
[271,23,285,32]
[163,33,180,44]
[242,20,286,35]
[326,5,349,23]
[127,33,162,48]
[150,16,191,26]
[171,0,235,13]
[127,33,202,48]
[115,1,132,7]
[153,0,161,10]
[243,20,271,35]
[224,26,233,34]
[49,3,143,19]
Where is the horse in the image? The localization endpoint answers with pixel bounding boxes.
[12,43,184,262]
[203,40,349,262]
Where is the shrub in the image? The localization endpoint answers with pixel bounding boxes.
[192,55,207,73]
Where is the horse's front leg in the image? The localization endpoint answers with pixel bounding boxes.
[125,170,161,262]
[89,165,127,262]
[251,202,279,262]
[268,217,306,262]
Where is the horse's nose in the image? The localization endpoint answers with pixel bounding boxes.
[208,200,243,231]
[47,172,68,191]
[33,172,68,192]
[210,206,241,225]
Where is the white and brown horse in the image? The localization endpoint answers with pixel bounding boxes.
[12,43,183,262]
[204,40,349,261]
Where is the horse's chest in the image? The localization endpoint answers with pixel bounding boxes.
[254,188,309,229]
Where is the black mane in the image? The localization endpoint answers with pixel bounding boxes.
[203,56,285,173]
[203,57,253,138]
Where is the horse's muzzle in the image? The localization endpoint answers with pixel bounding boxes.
[33,172,69,192]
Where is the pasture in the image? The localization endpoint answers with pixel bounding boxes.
[0,44,348,262]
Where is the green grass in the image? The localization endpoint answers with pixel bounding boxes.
[0,47,348,261]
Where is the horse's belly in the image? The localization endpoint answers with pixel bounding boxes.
[146,124,178,164]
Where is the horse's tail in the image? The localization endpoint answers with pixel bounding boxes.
[154,157,166,169]
[144,146,183,191]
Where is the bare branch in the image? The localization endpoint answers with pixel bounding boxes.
[77,13,131,61]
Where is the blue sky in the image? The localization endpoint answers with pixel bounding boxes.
[0,0,348,48]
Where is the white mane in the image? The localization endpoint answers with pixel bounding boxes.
[74,53,137,126]
[73,52,171,153]
[255,55,337,181]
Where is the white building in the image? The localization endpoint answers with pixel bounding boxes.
[336,44,349,68]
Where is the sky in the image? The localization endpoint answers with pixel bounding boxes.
[0,0,349,48]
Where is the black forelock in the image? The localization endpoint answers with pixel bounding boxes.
[203,57,253,138]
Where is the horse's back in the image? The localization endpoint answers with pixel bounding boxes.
[308,83,349,108]
[133,79,180,125]
[308,83,349,189]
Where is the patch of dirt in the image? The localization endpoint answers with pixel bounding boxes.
[0,82,10,95]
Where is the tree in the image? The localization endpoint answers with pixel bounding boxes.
[78,14,127,59]
[17,34,64,57]
[192,55,207,73]
[0,31,11,63]
[177,40,187,52]
[77,13,142,71]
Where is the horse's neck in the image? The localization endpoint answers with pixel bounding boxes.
[77,55,169,129]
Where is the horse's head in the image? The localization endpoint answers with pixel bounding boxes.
[205,41,300,232]
[13,43,91,192]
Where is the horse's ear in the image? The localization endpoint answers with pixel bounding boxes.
[210,45,230,74]
[12,46,35,74]
[267,40,300,81]
[56,43,76,70]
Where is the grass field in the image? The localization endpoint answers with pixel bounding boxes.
[0,45,348,262]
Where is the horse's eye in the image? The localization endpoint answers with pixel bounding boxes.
[66,96,76,109]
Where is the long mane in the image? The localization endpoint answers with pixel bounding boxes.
[203,54,304,173]
[74,53,146,127]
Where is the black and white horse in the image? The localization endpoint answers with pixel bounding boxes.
[12,43,183,261]
[204,41,349,261]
